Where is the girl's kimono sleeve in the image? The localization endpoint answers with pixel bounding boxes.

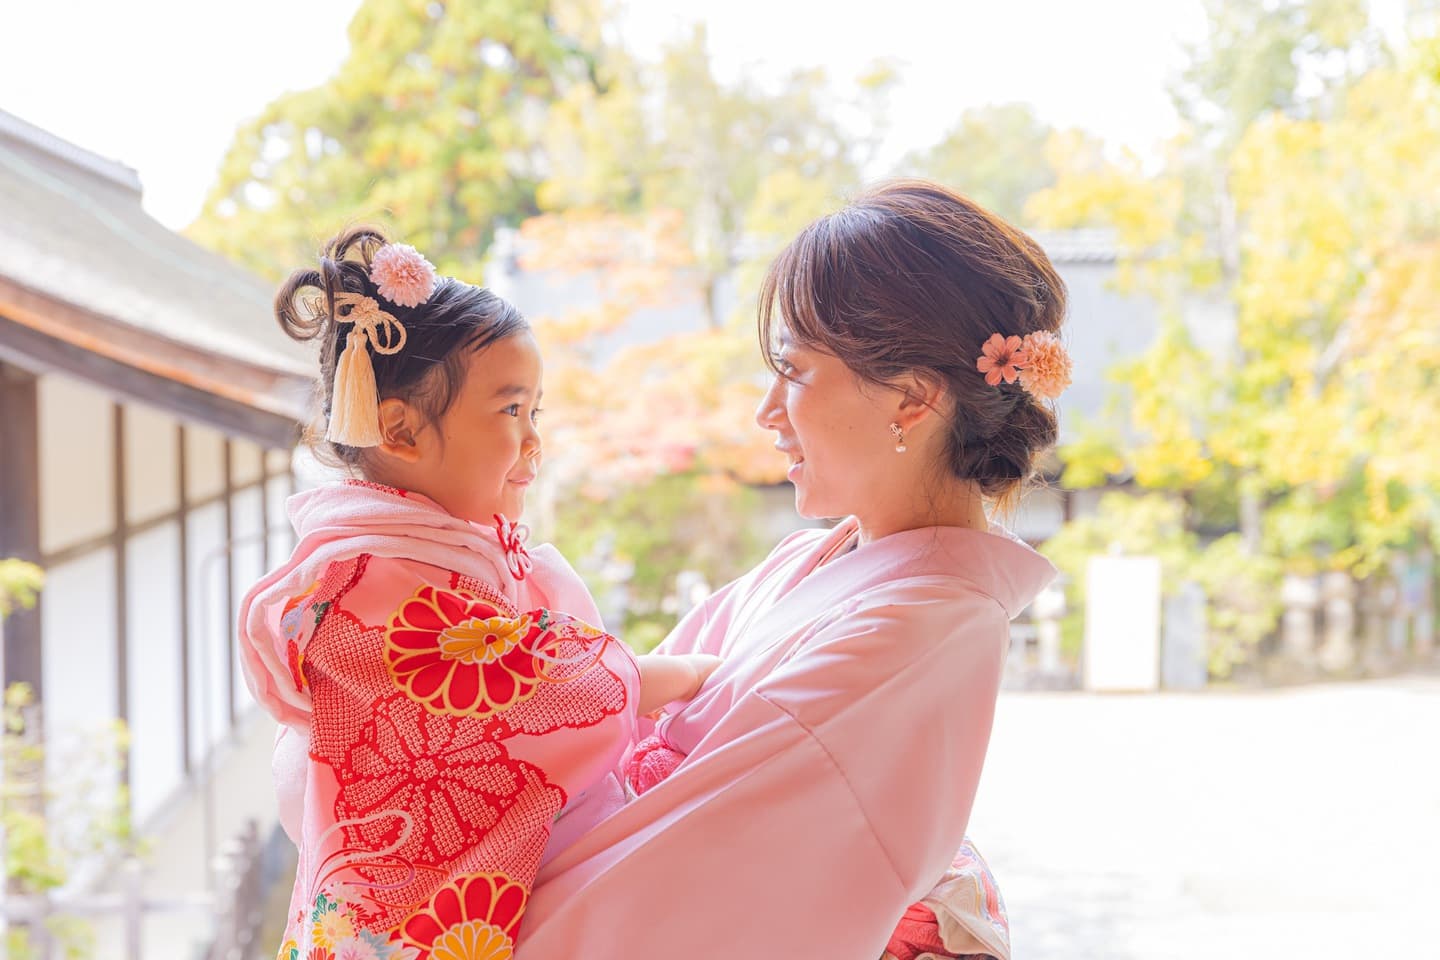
[519,586,1009,959]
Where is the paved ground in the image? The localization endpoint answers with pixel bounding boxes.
[86,671,1438,959]
[966,671,1440,959]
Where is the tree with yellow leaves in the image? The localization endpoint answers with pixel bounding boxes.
[188,0,605,280]
[1027,1,1438,670]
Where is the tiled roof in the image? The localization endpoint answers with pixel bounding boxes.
[1031,228,1119,263]
[0,109,311,379]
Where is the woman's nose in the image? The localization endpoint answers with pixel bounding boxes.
[755,376,784,430]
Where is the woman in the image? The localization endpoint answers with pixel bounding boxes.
[518,179,1069,958]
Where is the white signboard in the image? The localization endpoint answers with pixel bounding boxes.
[1084,555,1162,692]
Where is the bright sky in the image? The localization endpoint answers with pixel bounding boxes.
[0,0,1409,230]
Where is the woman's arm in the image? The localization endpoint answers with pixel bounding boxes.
[519,694,909,958]
[521,588,1007,958]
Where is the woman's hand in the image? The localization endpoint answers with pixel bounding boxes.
[634,653,722,716]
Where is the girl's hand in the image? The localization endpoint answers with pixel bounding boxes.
[635,653,723,716]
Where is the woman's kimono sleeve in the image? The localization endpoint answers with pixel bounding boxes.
[652,527,820,659]
[519,585,1009,958]
[650,577,744,657]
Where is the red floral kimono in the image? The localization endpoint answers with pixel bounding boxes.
[239,481,638,960]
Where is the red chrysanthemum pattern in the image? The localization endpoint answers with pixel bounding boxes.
[385,586,595,719]
[401,873,527,960]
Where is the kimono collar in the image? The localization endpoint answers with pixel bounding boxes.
[289,479,523,572]
[823,517,1057,620]
[242,479,546,730]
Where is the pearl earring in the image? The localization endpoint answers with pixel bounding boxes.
[889,422,907,454]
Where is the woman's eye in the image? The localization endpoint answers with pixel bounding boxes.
[770,354,795,375]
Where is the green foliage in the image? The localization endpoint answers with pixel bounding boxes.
[0,558,44,619]
[904,102,1058,224]
[1173,0,1377,147]
[619,618,673,656]
[188,0,604,280]
[550,472,772,648]
[3,683,137,958]
[1185,534,1284,675]
[1041,1,1440,594]
[537,24,890,326]
[1042,494,1283,675]
[1043,493,1195,656]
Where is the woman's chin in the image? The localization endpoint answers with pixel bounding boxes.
[791,486,830,521]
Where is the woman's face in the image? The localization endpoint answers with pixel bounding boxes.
[754,332,909,521]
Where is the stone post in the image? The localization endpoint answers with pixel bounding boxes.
[1358,577,1394,674]
[1032,583,1066,677]
[1162,580,1208,690]
[1412,545,1435,659]
[1280,573,1320,669]
[1318,571,1358,674]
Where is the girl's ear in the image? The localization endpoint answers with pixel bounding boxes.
[375,398,422,463]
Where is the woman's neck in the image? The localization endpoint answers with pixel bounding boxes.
[854,480,989,546]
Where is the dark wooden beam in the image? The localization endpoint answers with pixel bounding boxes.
[38,477,269,569]
[0,314,302,449]
[0,362,42,698]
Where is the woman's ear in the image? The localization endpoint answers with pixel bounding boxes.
[892,373,947,432]
[375,398,422,463]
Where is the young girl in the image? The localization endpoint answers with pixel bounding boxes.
[238,227,715,960]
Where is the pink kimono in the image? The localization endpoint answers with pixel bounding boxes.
[518,517,1055,958]
[239,480,639,960]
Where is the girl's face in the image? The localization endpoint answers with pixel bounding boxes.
[391,332,544,525]
[754,333,913,523]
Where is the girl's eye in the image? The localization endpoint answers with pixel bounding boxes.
[503,403,521,417]
[530,408,543,425]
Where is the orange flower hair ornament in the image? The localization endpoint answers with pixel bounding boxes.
[324,244,437,447]
[975,331,1072,401]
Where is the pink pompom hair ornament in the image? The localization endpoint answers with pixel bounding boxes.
[1015,330,1072,400]
[975,330,1071,401]
[369,242,437,308]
